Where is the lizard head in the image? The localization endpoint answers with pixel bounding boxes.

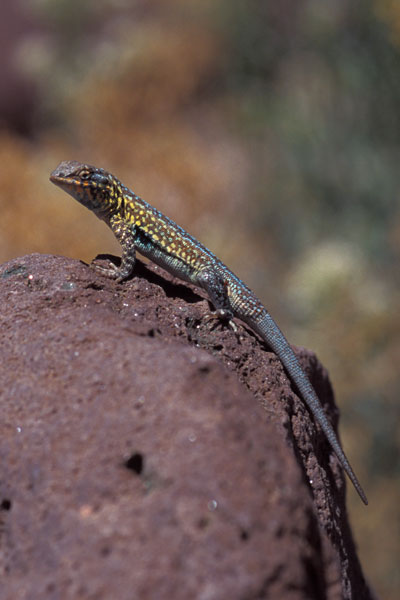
[50,161,121,218]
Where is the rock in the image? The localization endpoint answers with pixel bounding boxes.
[0,254,373,599]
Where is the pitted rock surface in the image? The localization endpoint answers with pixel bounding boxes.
[0,254,373,600]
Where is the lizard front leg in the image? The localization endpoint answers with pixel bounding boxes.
[93,216,136,282]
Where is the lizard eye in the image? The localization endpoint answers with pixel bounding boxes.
[79,170,91,180]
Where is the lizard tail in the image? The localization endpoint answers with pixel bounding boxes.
[252,311,368,505]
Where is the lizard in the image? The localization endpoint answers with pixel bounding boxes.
[50,160,368,505]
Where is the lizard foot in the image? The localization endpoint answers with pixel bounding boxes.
[91,260,126,282]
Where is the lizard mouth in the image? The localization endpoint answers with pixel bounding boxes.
[49,174,88,205]
[50,174,81,189]
[50,172,72,184]
[49,175,62,186]
[49,173,61,183]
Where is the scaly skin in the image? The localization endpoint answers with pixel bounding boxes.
[50,160,368,505]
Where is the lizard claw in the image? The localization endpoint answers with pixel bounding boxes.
[91,260,121,280]
[203,310,239,335]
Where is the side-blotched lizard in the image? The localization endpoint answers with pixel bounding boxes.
[50,160,368,504]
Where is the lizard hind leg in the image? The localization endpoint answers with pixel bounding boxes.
[197,268,238,331]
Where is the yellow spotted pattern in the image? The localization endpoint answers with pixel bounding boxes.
[121,189,210,269]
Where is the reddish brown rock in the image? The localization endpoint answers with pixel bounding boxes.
[0,254,373,599]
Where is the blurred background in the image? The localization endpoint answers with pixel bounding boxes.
[0,1,399,597]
